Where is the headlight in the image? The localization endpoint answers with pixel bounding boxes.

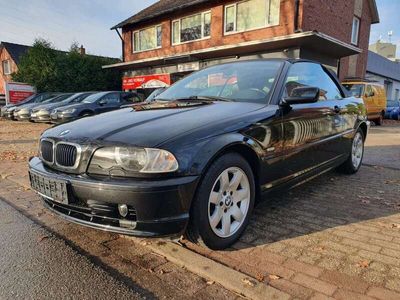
[88,147,179,176]
[62,108,76,114]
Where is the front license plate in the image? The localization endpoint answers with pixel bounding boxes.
[29,172,69,204]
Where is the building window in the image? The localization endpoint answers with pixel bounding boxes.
[2,60,11,75]
[224,0,280,34]
[172,11,211,45]
[132,25,162,52]
[351,16,360,45]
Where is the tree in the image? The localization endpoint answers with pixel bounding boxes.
[13,38,121,92]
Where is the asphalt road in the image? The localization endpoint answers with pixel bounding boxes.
[0,200,142,300]
[364,125,400,170]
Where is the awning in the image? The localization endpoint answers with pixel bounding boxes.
[103,31,361,70]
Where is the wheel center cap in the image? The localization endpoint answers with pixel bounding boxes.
[225,196,232,206]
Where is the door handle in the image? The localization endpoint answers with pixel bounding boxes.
[334,106,341,114]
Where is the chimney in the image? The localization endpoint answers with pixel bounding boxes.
[80,45,86,55]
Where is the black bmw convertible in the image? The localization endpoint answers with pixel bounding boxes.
[29,59,369,249]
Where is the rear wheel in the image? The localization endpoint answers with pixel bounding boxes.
[186,153,255,250]
[375,113,383,126]
[337,128,364,174]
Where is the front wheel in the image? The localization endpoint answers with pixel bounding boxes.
[337,129,364,174]
[186,153,255,250]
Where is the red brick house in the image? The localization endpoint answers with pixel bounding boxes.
[104,0,379,91]
[0,42,30,97]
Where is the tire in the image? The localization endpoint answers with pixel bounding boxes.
[186,153,255,250]
[337,128,365,174]
[375,114,383,126]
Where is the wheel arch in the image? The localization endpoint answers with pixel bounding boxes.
[188,135,263,203]
[357,121,368,141]
[79,110,94,116]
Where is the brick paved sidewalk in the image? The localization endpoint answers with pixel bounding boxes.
[184,165,400,299]
[1,120,400,299]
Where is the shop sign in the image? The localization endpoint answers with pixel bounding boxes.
[122,74,171,90]
[177,61,200,73]
[5,82,36,104]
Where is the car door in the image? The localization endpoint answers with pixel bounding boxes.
[95,93,121,113]
[278,62,349,179]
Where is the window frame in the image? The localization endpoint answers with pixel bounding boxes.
[132,24,163,53]
[351,16,360,45]
[2,60,11,75]
[280,62,345,103]
[171,10,212,45]
[224,0,280,35]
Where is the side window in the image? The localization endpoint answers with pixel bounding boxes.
[365,85,374,97]
[122,93,142,103]
[101,93,120,104]
[284,63,343,101]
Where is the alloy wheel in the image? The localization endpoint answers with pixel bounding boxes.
[208,167,250,238]
[351,132,363,169]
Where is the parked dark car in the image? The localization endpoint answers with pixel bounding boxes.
[14,93,73,121]
[1,93,59,119]
[384,99,400,120]
[50,91,141,124]
[29,59,369,249]
[30,92,95,123]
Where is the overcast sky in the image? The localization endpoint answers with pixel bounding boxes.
[0,0,399,58]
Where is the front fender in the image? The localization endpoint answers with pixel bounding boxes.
[173,133,263,176]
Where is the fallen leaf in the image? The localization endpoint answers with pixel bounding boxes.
[268,274,281,280]
[357,260,370,268]
[38,235,50,242]
[314,246,326,252]
[242,278,256,287]
[255,273,265,282]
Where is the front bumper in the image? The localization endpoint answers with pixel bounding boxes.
[50,112,75,124]
[31,113,51,123]
[15,112,31,121]
[28,157,199,237]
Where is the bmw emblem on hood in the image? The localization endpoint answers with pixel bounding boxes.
[59,130,71,137]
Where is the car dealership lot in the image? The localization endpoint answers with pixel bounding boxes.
[0,119,399,299]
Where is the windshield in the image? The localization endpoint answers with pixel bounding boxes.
[83,92,107,103]
[157,61,283,103]
[34,93,57,103]
[343,84,364,97]
[43,94,72,104]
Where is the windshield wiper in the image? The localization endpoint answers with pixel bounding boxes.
[174,95,233,102]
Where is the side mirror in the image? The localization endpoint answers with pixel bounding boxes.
[282,86,320,105]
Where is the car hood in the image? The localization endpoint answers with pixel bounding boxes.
[43,101,267,147]
[57,102,90,112]
[16,103,41,110]
[35,101,68,111]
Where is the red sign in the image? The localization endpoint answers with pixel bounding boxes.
[5,82,36,104]
[123,74,171,90]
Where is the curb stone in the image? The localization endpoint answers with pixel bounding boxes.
[127,236,291,300]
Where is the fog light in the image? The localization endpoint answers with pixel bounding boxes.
[118,204,128,217]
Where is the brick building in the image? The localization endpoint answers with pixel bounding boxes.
[0,42,30,98]
[104,0,379,92]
